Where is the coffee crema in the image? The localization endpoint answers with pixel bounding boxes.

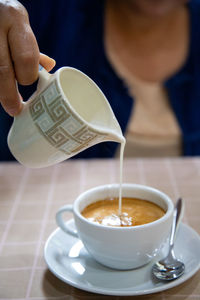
[81,197,165,227]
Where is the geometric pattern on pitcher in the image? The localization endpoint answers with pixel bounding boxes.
[29,80,105,155]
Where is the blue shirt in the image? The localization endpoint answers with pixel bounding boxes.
[1,0,200,160]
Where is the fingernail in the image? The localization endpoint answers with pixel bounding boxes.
[51,59,56,66]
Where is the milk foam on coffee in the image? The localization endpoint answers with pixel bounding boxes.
[82,197,165,227]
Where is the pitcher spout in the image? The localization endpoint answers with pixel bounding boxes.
[103,131,126,144]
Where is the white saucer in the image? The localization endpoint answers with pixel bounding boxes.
[44,220,200,296]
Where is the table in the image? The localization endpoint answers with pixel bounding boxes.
[0,158,199,299]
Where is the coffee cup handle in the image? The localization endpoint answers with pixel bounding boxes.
[56,205,78,238]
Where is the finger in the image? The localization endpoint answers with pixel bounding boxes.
[0,32,22,116]
[40,53,56,72]
[8,20,40,85]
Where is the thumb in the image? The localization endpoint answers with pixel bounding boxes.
[39,53,56,72]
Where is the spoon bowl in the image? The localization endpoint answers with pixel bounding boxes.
[152,198,185,281]
[152,252,185,281]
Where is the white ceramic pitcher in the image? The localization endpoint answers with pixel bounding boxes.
[7,66,124,168]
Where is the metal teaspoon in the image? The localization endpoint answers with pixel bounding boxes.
[152,198,185,281]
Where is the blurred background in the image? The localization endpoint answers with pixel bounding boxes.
[1,0,200,161]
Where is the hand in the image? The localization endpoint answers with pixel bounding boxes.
[0,0,55,116]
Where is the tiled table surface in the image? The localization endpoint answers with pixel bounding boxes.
[0,158,199,300]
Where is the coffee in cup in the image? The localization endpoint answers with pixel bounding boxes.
[81,197,165,227]
[56,183,174,270]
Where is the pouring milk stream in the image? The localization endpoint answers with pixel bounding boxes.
[8,66,126,215]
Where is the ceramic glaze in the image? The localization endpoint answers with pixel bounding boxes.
[8,67,125,168]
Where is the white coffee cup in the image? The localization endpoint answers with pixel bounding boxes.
[56,183,174,270]
[7,66,123,168]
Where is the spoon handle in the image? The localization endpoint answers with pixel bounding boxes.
[169,198,183,248]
